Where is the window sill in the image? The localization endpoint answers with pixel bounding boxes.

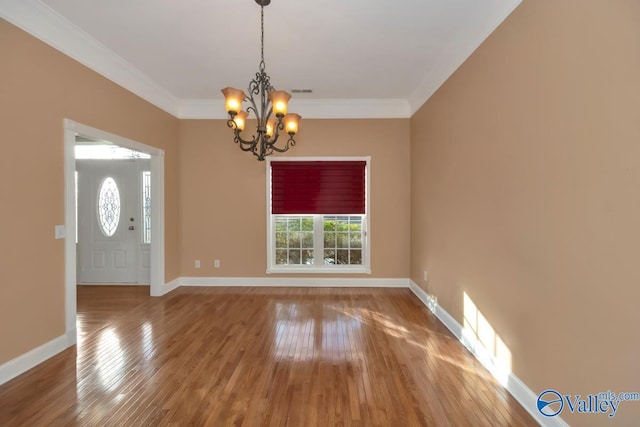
[267,266,371,275]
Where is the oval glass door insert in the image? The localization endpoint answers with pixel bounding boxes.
[97,177,121,237]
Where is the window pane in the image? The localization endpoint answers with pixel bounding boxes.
[275,249,288,265]
[288,232,301,247]
[142,171,151,244]
[324,217,336,231]
[76,145,150,160]
[302,250,314,265]
[336,250,349,265]
[275,232,287,248]
[301,232,313,248]
[288,218,301,231]
[275,218,287,231]
[350,250,362,265]
[324,249,335,265]
[289,250,301,264]
[336,233,349,248]
[301,218,314,231]
[324,232,335,247]
[350,233,362,249]
[97,177,120,237]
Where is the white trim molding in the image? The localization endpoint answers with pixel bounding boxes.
[287,99,411,120]
[179,277,409,288]
[178,98,411,120]
[0,335,68,386]
[162,277,181,295]
[408,281,568,427]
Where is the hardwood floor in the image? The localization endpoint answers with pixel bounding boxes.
[0,286,537,426]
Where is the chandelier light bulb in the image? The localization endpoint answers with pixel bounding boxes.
[266,117,276,138]
[233,111,248,132]
[221,87,246,115]
[269,90,291,117]
[284,113,301,135]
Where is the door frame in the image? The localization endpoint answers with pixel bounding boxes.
[63,119,165,346]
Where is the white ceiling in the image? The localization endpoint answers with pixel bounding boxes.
[1,0,522,118]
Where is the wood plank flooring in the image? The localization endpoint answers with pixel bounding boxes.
[0,286,537,426]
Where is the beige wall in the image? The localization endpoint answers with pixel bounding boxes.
[410,0,640,424]
[0,19,180,364]
[179,119,411,278]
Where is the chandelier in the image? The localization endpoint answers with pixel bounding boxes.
[221,0,301,161]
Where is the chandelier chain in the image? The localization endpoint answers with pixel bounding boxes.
[259,6,265,72]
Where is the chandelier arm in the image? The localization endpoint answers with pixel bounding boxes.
[268,138,296,153]
[238,142,259,153]
[229,128,259,151]
[267,119,296,152]
[226,118,260,148]
[235,133,259,148]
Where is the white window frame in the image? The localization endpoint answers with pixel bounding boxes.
[266,156,371,274]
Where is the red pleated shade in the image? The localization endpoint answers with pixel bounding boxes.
[271,161,366,215]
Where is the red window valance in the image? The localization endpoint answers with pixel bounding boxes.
[271,161,366,214]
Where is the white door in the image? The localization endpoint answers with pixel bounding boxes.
[77,160,148,283]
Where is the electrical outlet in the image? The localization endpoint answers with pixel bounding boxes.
[423,270,428,282]
[214,259,220,268]
[195,260,201,269]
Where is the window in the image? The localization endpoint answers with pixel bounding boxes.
[97,177,121,237]
[267,158,370,273]
[142,171,151,244]
[75,144,150,160]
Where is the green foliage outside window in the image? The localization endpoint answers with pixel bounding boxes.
[274,215,363,266]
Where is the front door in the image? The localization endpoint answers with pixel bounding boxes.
[77,160,144,283]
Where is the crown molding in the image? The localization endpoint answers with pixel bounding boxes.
[293,99,411,120]
[0,0,180,116]
[178,98,411,120]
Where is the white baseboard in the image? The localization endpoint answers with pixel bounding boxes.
[408,281,568,427]
[66,328,77,347]
[0,334,69,386]
[162,277,181,295]
[77,283,149,286]
[179,276,410,288]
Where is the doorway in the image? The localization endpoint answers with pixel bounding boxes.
[63,119,165,347]
[76,157,150,284]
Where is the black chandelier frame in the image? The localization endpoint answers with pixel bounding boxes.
[225,0,297,161]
